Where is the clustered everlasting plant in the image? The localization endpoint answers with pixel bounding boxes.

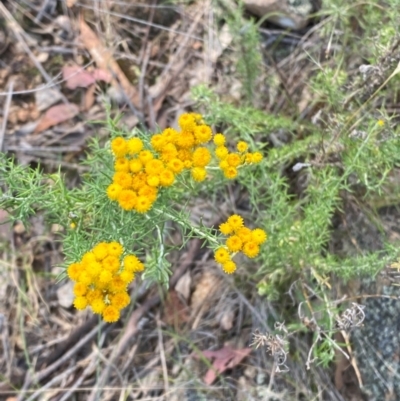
[106,113,262,213]
[67,241,144,322]
[67,114,266,321]
[0,112,267,323]
[214,214,267,274]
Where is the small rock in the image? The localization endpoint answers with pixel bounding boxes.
[35,86,64,111]
[57,281,74,308]
[244,0,313,30]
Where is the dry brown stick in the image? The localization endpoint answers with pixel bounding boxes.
[24,364,79,401]
[57,357,97,401]
[156,313,170,395]
[138,0,156,114]
[17,322,103,401]
[148,5,204,102]
[0,80,13,152]
[0,3,67,103]
[38,315,98,369]
[87,238,202,401]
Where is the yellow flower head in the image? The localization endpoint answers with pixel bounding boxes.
[237,141,248,153]
[147,175,160,187]
[159,169,175,187]
[86,289,103,305]
[177,149,192,163]
[78,271,92,286]
[111,137,128,157]
[131,172,147,191]
[127,137,144,155]
[138,185,158,202]
[135,196,153,214]
[251,152,263,163]
[123,255,144,272]
[162,128,178,144]
[107,183,122,201]
[222,260,236,274]
[251,228,267,244]
[151,134,167,151]
[213,133,226,147]
[82,252,96,266]
[194,124,212,144]
[110,276,127,292]
[86,261,102,278]
[113,172,132,189]
[215,146,229,160]
[145,159,164,176]
[120,270,135,284]
[67,262,83,281]
[114,158,130,172]
[191,167,207,182]
[73,282,88,297]
[242,241,260,258]
[214,247,231,264]
[191,113,203,124]
[161,143,179,162]
[117,189,137,211]
[244,153,253,164]
[237,227,252,244]
[168,158,184,174]
[192,147,211,167]
[176,131,195,149]
[129,159,143,173]
[139,150,154,164]
[110,292,130,310]
[219,160,229,170]
[227,153,241,168]
[98,269,113,284]
[91,298,106,314]
[184,160,193,169]
[219,222,233,235]
[108,241,123,257]
[226,235,243,252]
[103,305,120,323]
[102,255,120,273]
[227,214,244,232]
[178,113,197,132]
[93,242,109,261]
[223,166,238,179]
[74,296,88,310]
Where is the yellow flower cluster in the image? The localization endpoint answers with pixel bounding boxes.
[107,113,214,212]
[213,134,263,179]
[67,241,144,323]
[214,214,267,274]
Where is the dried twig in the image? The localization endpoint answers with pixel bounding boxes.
[251,322,289,373]
[0,80,13,152]
[17,322,103,401]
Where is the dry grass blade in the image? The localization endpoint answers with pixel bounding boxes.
[0,80,13,152]
[79,17,139,106]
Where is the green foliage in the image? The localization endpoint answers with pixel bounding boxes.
[191,0,400,369]
[0,126,221,286]
[2,0,400,371]
[223,2,262,103]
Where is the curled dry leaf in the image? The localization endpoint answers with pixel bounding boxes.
[62,65,112,90]
[62,65,95,89]
[34,103,79,133]
[162,289,190,327]
[194,345,252,385]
